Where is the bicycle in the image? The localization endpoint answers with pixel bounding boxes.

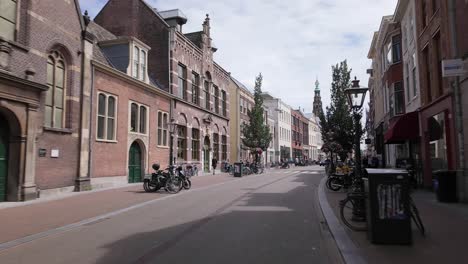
[339,173,425,236]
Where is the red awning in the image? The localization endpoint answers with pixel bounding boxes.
[384,111,419,144]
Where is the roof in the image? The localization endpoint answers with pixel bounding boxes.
[184,31,203,49]
[231,77,254,95]
[87,21,163,89]
[87,21,117,66]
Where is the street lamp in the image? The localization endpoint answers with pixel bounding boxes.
[168,118,177,166]
[344,77,368,221]
[345,77,368,110]
[344,77,369,178]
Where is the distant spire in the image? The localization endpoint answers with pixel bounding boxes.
[315,77,320,91]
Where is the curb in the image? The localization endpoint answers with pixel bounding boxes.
[317,177,367,264]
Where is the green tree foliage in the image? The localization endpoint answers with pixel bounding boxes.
[319,60,355,161]
[242,73,272,154]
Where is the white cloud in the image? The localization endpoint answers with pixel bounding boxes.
[79,0,396,113]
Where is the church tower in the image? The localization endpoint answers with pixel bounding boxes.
[313,78,323,116]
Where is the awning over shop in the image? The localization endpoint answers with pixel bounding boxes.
[384,111,419,144]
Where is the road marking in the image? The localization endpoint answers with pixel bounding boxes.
[0,171,303,252]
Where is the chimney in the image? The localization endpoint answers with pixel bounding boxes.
[158,9,187,32]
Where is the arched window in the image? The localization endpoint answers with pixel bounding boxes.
[45,51,66,128]
[139,105,147,134]
[129,102,148,134]
[130,103,138,132]
[97,92,117,141]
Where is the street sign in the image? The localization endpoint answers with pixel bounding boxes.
[442,59,467,77]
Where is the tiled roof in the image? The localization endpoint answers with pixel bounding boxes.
[87,21,117,66]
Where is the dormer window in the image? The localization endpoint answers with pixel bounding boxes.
[132,44,148,82]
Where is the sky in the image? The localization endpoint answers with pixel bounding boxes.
[79,0,396,114]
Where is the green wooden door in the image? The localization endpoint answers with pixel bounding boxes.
[0,119,8,202]
[128,142,142,183]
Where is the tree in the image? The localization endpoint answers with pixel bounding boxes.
[242,73,272,162]
[319,60,355,161]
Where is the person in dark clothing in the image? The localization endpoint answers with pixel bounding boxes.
[212,158,218,175]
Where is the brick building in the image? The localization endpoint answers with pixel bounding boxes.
[367,16,405,169]
[95,0,230,173]
[415,0,457,187]
[291,109,303,160]
[229,77,254,163]
[0,0,93,201]
[86,21,172,184]
[453,0,468,201]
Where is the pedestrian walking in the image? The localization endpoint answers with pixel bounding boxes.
[212,157,218,175]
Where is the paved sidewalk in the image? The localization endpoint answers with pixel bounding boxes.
[0,173,233,245]
[321,178,468,264]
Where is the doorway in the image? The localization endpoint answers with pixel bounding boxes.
[128,141,142,183]
[0,114,8,202]
[203,136,210,172]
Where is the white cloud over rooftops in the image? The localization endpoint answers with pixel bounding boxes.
[79,0,395,114]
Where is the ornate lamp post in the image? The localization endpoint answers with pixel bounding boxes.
[169,119,177,166]
[344,77,369,180]
[344,77,368,221]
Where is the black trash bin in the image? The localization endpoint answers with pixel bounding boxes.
[234,162,243,177]
[364,169,411,244]
[433,170,458,203]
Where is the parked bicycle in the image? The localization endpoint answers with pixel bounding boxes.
[184,164,198,177]
[339,169,425,236]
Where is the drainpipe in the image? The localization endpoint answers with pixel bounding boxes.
[448,0,466,201]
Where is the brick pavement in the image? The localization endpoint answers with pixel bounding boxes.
[325,187,468,264]
[0,173,234,244]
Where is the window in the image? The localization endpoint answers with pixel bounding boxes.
[132,45,147,81]
[405,63,410,102]
[394,82,404,115]
[392,35,402,63]
[192,128,200,160]
[412,67,417,99]
[178,64,187,100]
[422,0,428,28]
[386,42,392,66]
[192,72,200,105]
[157,112,169,146]
[409,12,414,43]
[221,90,227,117]
[222,135,227,160]
[0,0,17,41]
[177,125,187,160]
[45,52,66,128]
[140,50,146,81]
[97,92,117,141]
[434,32,443,96]
[204,81,210,110]
[139,106,146,133]
[133,46,139,79]
[213,133,219,161]
[214,86,219,114]
[130,102,148,134]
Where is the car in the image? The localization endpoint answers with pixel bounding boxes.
[319,159,330,166]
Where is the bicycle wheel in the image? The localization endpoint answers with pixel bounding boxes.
[409,199,425,236]
[339,196,367,231]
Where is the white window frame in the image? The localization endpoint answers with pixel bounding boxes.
[132,44,148,82]
[157,111,169,147]
[129,101,149,135]
[96,92,118,142]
